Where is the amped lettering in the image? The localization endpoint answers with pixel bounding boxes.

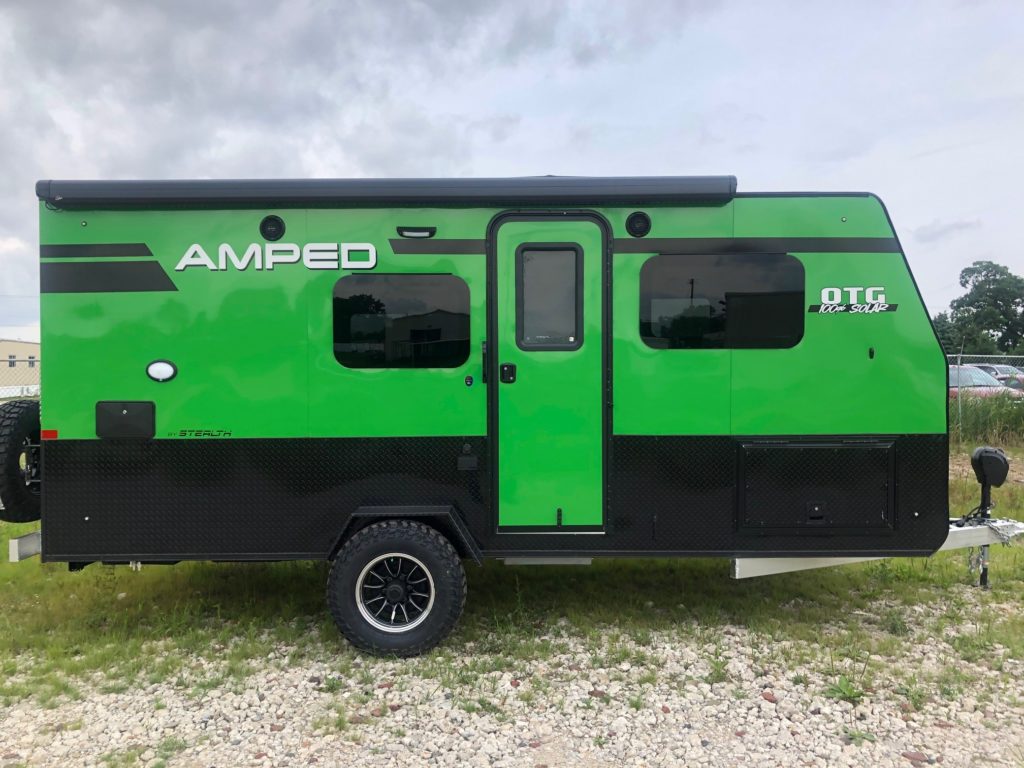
[219,243,262,270]
[175,242,377,272]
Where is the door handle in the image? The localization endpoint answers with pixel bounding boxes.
[499,363,517,384]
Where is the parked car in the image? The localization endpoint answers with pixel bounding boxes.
[969,363,1024,390]
[949,365,1024,398]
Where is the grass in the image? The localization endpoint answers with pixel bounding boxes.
[824,675,865,706]
[316,703,349,733]
[880,609,911,637]
[155,736,188,762]
[895,682,929,711]
[949,393,1024,446]
[101,748,144,768]
[0,445,1022,709]
[705,650,730,685]
[841,727,876,746]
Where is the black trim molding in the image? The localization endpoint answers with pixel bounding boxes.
[37,176,738,209]
[613,237,901,254]
[389,238,485,255]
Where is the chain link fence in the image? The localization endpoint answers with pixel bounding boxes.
[0,358,40,401]
[946,354,1024,445]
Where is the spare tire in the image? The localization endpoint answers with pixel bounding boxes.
[0,399,41,523]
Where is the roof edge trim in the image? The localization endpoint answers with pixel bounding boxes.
[36,176,738,208]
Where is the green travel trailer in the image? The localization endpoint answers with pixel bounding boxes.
[0,175,975,654]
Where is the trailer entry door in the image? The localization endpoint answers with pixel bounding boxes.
[491,218,605,529]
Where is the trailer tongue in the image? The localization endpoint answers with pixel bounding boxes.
[731,517,1024,579]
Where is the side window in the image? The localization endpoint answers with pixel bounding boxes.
[28,356,36,369]
[333,274,470,369]
[516,245,582,351]
[639,253,804,349]
[7,355,14,368]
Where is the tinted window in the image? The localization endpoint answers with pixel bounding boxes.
[639,253,804,349]
[517,247,581,350]
[334,274,470,368]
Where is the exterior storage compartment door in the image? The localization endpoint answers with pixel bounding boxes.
[739,441,895,535]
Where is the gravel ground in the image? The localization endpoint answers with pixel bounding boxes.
[2,585,1023,768]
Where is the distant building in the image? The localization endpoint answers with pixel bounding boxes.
[0,339,40,397]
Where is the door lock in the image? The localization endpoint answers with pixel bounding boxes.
[499,363,517,384]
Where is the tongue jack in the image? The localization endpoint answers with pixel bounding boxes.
[968,446,1010,588]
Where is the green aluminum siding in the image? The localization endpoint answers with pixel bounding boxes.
[38,195,945,459]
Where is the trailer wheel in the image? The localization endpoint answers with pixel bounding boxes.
[0,399,42,523]
[327,519,466,656]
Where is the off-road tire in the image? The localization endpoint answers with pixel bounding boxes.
[327,519,466,656]
[0,399,41,523]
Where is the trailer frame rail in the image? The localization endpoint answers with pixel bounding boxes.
[731,518,1024,579]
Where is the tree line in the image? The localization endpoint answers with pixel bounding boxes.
[931,261,1024,355]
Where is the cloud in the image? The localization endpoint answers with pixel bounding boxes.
[0,322,40,344]
[0,237,29,255]
[0,1,719,334]
[0,0,1021,335]
[914,218,982,244]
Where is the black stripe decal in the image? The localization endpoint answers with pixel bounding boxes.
[41,243,154,259]
[40,261,177,293]
[613,237,901,254]
[389,238,485,255]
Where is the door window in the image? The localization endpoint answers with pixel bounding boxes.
[516,245,582,351]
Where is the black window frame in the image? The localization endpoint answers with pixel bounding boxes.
[639,251,805,351]
[332,272,471,370]
[515,242,584,352]
[7,355,14,368]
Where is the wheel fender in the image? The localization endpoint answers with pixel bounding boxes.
[330,505,482,565]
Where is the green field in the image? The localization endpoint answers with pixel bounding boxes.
[1,446,1022,711]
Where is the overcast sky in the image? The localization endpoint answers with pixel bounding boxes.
[1,0,1022,341]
